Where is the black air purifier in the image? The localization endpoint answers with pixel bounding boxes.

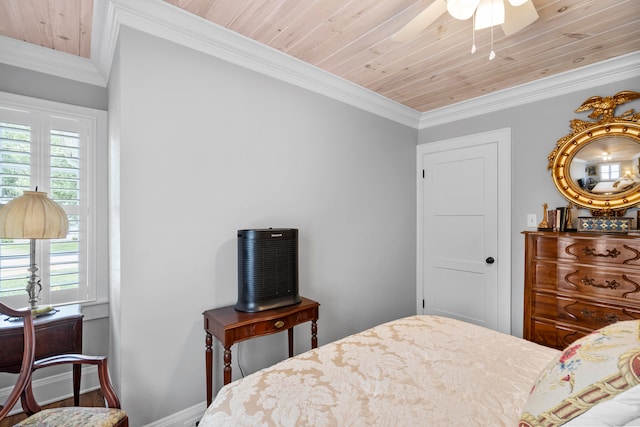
[235,228,300,312]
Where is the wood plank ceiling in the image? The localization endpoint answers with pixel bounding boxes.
[1,0,638,113]
[0,0,93,59]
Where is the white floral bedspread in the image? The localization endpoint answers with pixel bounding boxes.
[199,315,558,427]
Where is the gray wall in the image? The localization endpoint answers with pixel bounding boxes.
[418,76,640,338]
[0,63,107,110]
[108,27,417,425]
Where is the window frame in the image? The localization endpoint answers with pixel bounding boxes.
[599,162,621,181]
[0,91,107,317]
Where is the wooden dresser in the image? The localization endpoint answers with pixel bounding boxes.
[523,231,640,350]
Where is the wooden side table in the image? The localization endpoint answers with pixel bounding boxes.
[0,304,83,406]
[203,296,319,405]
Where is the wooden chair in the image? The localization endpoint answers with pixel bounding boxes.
[0,302,128,427]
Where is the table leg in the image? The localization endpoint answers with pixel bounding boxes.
[73,364,81,406]
[311,319,318,349]
[205,332,213,406]
[287,328,294,357]
[223,346,232,385]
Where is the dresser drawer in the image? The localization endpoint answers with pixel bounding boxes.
[533,292,640,330]
[231,309,317,342]
[529,319,589,350]
[534,235,640,266]
[532,262,640,302]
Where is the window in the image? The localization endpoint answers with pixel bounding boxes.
[0,94,101,308]
[600,163,620,181]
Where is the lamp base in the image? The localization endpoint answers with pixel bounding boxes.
[30,305,56,317]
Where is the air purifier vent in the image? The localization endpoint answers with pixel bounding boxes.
[235,228,300,312]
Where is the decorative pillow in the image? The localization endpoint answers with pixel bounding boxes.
[519,320,640,427]
[564,384,640,426]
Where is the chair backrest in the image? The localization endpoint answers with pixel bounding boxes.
[0,303,35,420]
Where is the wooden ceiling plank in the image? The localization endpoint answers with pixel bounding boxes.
[386,24,640,109]
[79,0,93,58]
[324,3,498,79]
[164,0,219,18]
[426,8,640,90]
[202,0,249,28]
[343,0,621,90]
[344,0,604,88]
[352,0,634,95]
[291,0,424,68]
[316,0,446,71]
[409,11,638,95]
[400,29,640,111]
[333,17,469,87]
[287,0,385,61]
[16,0,55,50]
[223,0,288,37]
[246,0,320,44]
[264,0,354,53]
[337,18,475,90]
[0,1,26,40]
[489,0,638,56]
[409,43,640,110]
[50,0,81,55]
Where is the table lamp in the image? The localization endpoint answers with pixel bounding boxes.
[0,189,69,310]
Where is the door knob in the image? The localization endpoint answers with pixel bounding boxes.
[485,257,495,264]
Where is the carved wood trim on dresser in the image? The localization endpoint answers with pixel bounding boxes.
[523,231,640,350]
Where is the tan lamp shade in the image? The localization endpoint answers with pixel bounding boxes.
[0,191,69,239]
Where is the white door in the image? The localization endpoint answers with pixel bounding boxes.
[417,128,511,333]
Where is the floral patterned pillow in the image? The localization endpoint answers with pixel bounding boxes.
[519,320,640,427]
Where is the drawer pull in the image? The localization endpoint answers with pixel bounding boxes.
[581,308,595,318]
[581,276,620,290]
[580,309,619,324]
[604,313,619,323]
[582,247,621,259]
[274,320,285,329]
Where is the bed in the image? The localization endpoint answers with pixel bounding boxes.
[199,315,640,427]
[590,177,640,194]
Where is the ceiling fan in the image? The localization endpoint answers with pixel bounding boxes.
[392,0,539,42]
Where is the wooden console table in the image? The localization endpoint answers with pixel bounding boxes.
[203,297,319,406]
[0,304,83,406]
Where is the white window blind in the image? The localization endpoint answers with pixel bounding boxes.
[600,163,620,181]
[0,101,96,308]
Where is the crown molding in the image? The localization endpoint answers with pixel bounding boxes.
[91,0,119,83]
[2,0,637,130]
[418,50,640,129]
[96,0,421,128]
[0,34,106,87]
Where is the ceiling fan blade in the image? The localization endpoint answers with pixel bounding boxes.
[392,0,448,42]
[501,0,539,36]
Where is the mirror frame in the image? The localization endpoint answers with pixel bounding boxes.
[548,91,640,215]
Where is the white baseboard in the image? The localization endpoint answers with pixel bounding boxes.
[141,401,207,427]
[0,365,100,416]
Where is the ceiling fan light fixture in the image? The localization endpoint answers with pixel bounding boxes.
[474,0,505,30]
[447,0,480,20]
[507,0,528,6]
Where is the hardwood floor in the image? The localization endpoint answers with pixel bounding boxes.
[0,389,105,427]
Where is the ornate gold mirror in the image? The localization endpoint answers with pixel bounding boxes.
[548,91,640,216]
